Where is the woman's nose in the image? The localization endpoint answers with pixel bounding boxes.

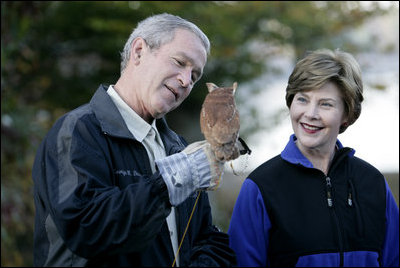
[305,104,320,119]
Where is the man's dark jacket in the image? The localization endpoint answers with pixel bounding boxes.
[32,84,236,266]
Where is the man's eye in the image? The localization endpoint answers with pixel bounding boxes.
[175,59,184,66]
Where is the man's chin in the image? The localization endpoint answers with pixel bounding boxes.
[153,100,182,117]
[153,109,170,119]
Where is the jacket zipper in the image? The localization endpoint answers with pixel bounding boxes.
[325,176,344,267]
[324,147,354,267]
[347,179,364,237]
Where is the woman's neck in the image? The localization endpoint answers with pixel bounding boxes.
[296,141,336,175]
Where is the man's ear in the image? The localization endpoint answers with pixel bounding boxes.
[130,37,146,65]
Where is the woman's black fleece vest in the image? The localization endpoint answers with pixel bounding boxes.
[249,148,386,266]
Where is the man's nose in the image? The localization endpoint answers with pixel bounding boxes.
[178,69,193,88]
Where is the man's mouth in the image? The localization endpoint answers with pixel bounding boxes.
[165,85,178,100]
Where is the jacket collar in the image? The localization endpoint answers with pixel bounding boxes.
[155,116,186,155]
[90,84,186,154]
[281,134,355,168]
[90,84,134,139]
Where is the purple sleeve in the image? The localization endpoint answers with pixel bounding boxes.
[381,179,399,267]
[228,179,271,266]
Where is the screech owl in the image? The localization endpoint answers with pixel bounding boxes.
[200,82,240,161]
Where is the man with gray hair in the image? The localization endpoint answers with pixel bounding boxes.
[32,13,238,266]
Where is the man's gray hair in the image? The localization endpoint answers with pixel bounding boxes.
[120,13,210,74]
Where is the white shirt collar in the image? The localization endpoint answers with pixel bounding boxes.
[107,85,152,142]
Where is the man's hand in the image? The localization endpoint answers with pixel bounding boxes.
[156,140,227,206]
[183,140,224,190]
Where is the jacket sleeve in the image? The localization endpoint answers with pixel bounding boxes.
[39,116,171,258]
[186,192,237,267]
[381,179,399,267]
[228,179,271,267]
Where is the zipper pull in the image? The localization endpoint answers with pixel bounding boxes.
[326,177,333,208]
[347,180,354,207]
[347,191,353,207]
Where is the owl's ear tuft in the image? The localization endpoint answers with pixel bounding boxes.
[206,83,219,92]
[232,82,238,95]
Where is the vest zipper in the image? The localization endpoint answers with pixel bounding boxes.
[325,177,333,207]
[348,179,364,237]
[325,176,344,266]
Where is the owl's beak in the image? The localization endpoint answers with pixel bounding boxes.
[237,137,252,155]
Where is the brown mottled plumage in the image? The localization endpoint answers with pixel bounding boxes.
[200,82,240,161]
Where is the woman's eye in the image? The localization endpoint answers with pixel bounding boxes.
[322,102,333,107]
[297,96,307,102]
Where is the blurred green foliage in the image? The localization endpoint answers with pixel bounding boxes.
[1,1,395,266]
